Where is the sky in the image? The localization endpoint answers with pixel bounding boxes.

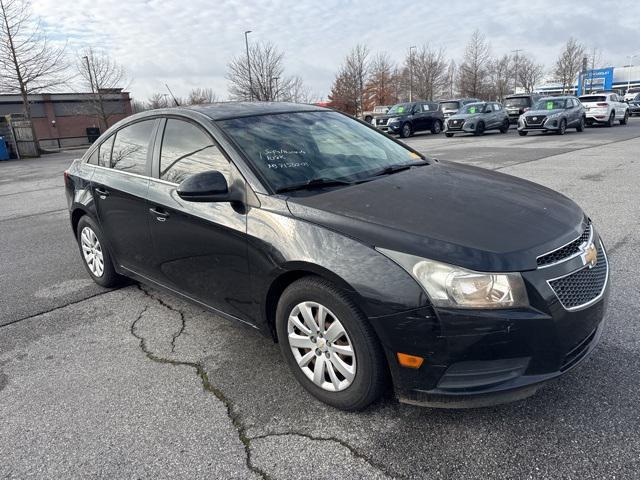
[34,0,640,102]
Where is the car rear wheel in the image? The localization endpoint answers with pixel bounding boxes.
[607,111,615,127]
[76,215,123,288]
[518,131,528,136]
[276,277,387,411]
[445,132,454,137]
[499,119,509,133]
[556,119,567,135]
[474,121,485,136]
[576,116,585,132]
[620,110,628,125]
[399,122,412,138]
[431,120,443,134]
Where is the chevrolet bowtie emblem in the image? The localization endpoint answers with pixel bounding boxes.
[581,242,598,268]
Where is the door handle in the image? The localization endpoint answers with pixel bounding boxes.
[95,187,109,198]
[149,207,170,222]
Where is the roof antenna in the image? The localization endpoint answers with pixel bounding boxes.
[165,83,180,106]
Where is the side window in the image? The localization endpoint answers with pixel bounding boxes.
[159,119,230,184]
[98,135,114,167]
[111,120,155,175]
[86,148,99,165]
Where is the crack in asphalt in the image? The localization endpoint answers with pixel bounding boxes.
[131,288,394,480]
[0,288,117,329]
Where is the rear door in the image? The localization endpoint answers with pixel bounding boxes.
[146,117,252,320]
[91,119,158,275]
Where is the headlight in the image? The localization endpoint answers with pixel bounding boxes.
[388,117,399,123]
[377,248,529,309]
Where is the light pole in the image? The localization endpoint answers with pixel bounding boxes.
[409,46,416,102]
[244,30,253,101]
[627,53,638,95]
[511,49,522,94]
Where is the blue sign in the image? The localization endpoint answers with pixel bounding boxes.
[578,67,614,95]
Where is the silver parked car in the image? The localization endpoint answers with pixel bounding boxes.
[517,96,585,136]
[445,102,510,137]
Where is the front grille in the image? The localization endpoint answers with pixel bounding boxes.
[560,328,598,371]
[376,118,388,126]
[548,245,607,310]
[447,119,464,130]
[537,224,591,267]
[525,115,546,126]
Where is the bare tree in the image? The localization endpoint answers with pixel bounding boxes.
[227,41,296,101]
[488,54,512,101]
[146,93,171,110]
[445,60,457,98]
[364,52,397,108]
[76,47,127,130]
[409,44,448,101]
[0,0,69,139]
[554,38,585,93]
[281,75,316,103]
[186,87,219,105]
[343,44,370,116]
[457,30,492,98]
[518,55,544,93]
[328,66,359,115]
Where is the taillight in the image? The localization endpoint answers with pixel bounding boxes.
[596,103,609,107]
[63,170,70,187]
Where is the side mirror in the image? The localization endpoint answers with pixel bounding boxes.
[177,170,230,202]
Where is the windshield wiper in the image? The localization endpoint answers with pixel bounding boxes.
[369,160,429,178]
[275,177,354,194]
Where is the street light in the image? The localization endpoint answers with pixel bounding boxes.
[409,46,417,102]
[626,53,639,95]
[244,30,253,101]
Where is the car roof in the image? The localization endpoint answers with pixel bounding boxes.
[185,101,328,120]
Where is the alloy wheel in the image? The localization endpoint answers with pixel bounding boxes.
[80,226,104,277]
[287,301,356,392]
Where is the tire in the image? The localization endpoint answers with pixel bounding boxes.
[499,119,509,133]
[474,121,485,136]
[445,132,454,137]
[556,119,567,135]
[576,116,585,132]
[364,116,372,124]
[76,215,123,288]
[276,277,387,411]
[518,131,528,136]
[620,110,628,125]
[430,120,443,134]
[607,111,615,127]
[399,122,412,138]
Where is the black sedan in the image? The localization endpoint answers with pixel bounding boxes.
[65,102,609,410]
[375,101,444,138]
[628,94,640,116]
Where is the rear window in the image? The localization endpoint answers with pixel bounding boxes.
[579,96,606,102]
[504,97,530,107]
[439,101,460,110]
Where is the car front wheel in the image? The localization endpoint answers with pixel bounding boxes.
[557,119,567,135]
[576,116,585,132]
[276,277,387,411]
[399,122,412,138]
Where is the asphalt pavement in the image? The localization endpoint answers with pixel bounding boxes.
[1,121,639,479]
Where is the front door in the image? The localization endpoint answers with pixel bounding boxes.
[146,118,252,320]
[91,119,157,276]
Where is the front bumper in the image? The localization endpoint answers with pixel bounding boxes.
[377,122,401,134]
[446,119,478,133]
[517,116,562,133]
[370,236,609,408]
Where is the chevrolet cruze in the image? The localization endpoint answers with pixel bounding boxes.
[65,102,609,410]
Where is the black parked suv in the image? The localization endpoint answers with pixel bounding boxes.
[65,102,609,411]
[504,94,542,124]
[375,101,444,138]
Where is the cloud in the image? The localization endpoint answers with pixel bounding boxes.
[33,0,640,101]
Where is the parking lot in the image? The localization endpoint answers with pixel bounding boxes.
[1,120,639,479]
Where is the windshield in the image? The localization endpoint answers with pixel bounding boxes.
[504,97,530,107]
[386,103,412,115]
[579,96,606,103]
[439,101,460,110]
[373,106,388,113]
[218,111,424,193]
[460,103,486,114]
[533,98,566,110]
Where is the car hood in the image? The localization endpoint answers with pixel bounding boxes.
[286,161,585,272]
[377,113,409,120]
[448,113,482,121]
[525,108,563,116]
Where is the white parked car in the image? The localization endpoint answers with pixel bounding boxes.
[623,87,640,102]
[578,93,629,127]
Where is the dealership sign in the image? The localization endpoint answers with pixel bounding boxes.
[578,67,614,95]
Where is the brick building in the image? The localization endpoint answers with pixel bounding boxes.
[0,90,132,149]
